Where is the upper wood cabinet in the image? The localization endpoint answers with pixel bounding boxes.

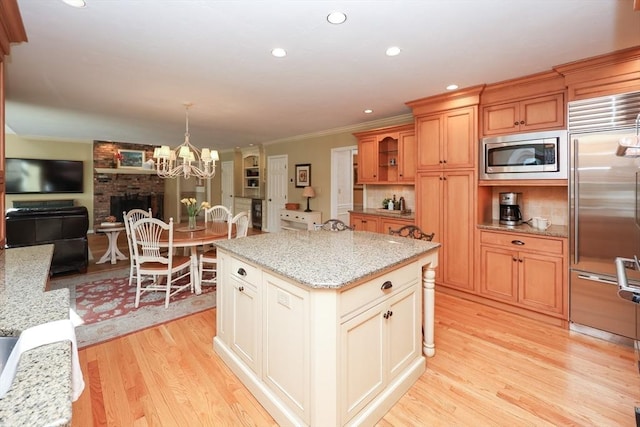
[482,93,565,136]
[480,71,566,137]
[415,106,477,170]
[353,123,415,184]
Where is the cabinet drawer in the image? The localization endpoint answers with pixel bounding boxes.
[230,257,261,285]
[340,262,417,318]
[480,231,564,255]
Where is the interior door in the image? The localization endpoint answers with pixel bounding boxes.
[331,146,356,223]
[267,155,288,232]
[221,160,234,213]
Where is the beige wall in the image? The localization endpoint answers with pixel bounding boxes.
[265,132,358,218]
[5,134,95,219]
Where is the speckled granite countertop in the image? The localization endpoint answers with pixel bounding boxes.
[349,208,415,221]
[0,245,72,427]
[215,230,439,288]
[478,220,568,238]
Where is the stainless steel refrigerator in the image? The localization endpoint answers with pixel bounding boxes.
[569,92,640,341]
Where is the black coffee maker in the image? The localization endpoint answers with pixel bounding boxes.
[499,192,523,226]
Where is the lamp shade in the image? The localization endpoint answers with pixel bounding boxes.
[302,186,316,198]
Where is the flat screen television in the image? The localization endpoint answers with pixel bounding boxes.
[5,158,84,194]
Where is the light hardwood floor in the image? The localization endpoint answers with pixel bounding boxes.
[71,277,640,426]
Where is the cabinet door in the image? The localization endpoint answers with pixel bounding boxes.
[519,93,564,132]
[479,246,518,302]
[340,302,385,423]
[230,275,261,374]
[518,251,564,314]
[442,171,475,291]
[350,214,379,232]
[443,106,476,169]
[416,114,443,170]
[416,172,442,283]
[386,285,421,379]
[482,102,520,136]
[380,218,413,236]
[398,130,416,182]
[358,135,378,183]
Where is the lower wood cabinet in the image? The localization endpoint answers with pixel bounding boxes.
[350,212,413,235]
[479,230,567,318]
[350,213,379,232]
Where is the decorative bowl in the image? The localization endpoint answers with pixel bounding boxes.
[285,203,300,210]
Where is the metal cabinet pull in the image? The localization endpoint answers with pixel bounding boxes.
[381,280,393,290]
[237,267,247,276]
[238,286,244,292]
[511,240,525,246]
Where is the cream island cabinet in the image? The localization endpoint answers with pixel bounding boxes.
[213,231,439,427]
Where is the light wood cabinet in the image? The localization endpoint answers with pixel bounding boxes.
[350,212,413,234]
[415,106,476,170]
[416,170,475,291]
[379,217,414,235]
[482,93,564,136]
[350,212,380,232]
[353,124,415,184]
[479,230,567,318]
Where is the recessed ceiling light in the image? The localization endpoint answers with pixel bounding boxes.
[446,84,459,90]
[364,109,373,114]
[385,46,401,57]
[61,0,86,8]
[327,12,347,24]
[271,48,287,58]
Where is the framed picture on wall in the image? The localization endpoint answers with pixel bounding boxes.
[295,163,311,188]
[117,149,145,169]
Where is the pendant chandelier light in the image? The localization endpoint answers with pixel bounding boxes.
[153,103,219,179]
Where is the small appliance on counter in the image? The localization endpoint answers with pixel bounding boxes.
[499,192,523,226]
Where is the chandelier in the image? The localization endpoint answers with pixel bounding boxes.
[153,103,219,179]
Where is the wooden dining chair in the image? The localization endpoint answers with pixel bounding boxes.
[314,218,353,231]
[199,210,249,286]
[204,205,233,224]
[123,208,153,286]
[130,217,193,308]
[388,225,435,241]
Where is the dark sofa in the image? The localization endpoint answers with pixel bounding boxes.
[5,206,89,275]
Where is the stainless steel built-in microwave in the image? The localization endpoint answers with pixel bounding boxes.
[480,130,568,180]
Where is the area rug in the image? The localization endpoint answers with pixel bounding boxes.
[49,268,216,348]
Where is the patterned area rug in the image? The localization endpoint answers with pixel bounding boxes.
[49,268,216,348]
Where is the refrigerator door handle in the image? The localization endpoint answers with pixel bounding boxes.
[576,273,618,285]
[572,137,580,266]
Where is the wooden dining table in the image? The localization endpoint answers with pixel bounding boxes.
[158,220,232,295]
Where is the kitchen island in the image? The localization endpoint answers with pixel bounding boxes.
[214,230,439,427]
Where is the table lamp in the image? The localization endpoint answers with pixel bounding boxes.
[302,186,316,212]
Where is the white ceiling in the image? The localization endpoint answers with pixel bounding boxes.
[5,0,640,151]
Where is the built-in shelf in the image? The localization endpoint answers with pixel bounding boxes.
[94,168,157,175]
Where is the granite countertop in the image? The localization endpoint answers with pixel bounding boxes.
[478,220,568,238]
[349,207,415,221]
[215,230,439,288]
[0,245,72,427]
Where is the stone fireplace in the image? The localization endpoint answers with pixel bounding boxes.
[93,141,165,226]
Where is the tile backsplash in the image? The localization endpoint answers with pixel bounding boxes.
[365,185,415,211]
[492,187,568,226]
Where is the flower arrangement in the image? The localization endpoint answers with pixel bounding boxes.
[181,198,210,217]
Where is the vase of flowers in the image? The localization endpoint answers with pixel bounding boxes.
[181,198,210,229]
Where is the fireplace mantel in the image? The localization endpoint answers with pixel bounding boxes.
[95,168,157,175]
